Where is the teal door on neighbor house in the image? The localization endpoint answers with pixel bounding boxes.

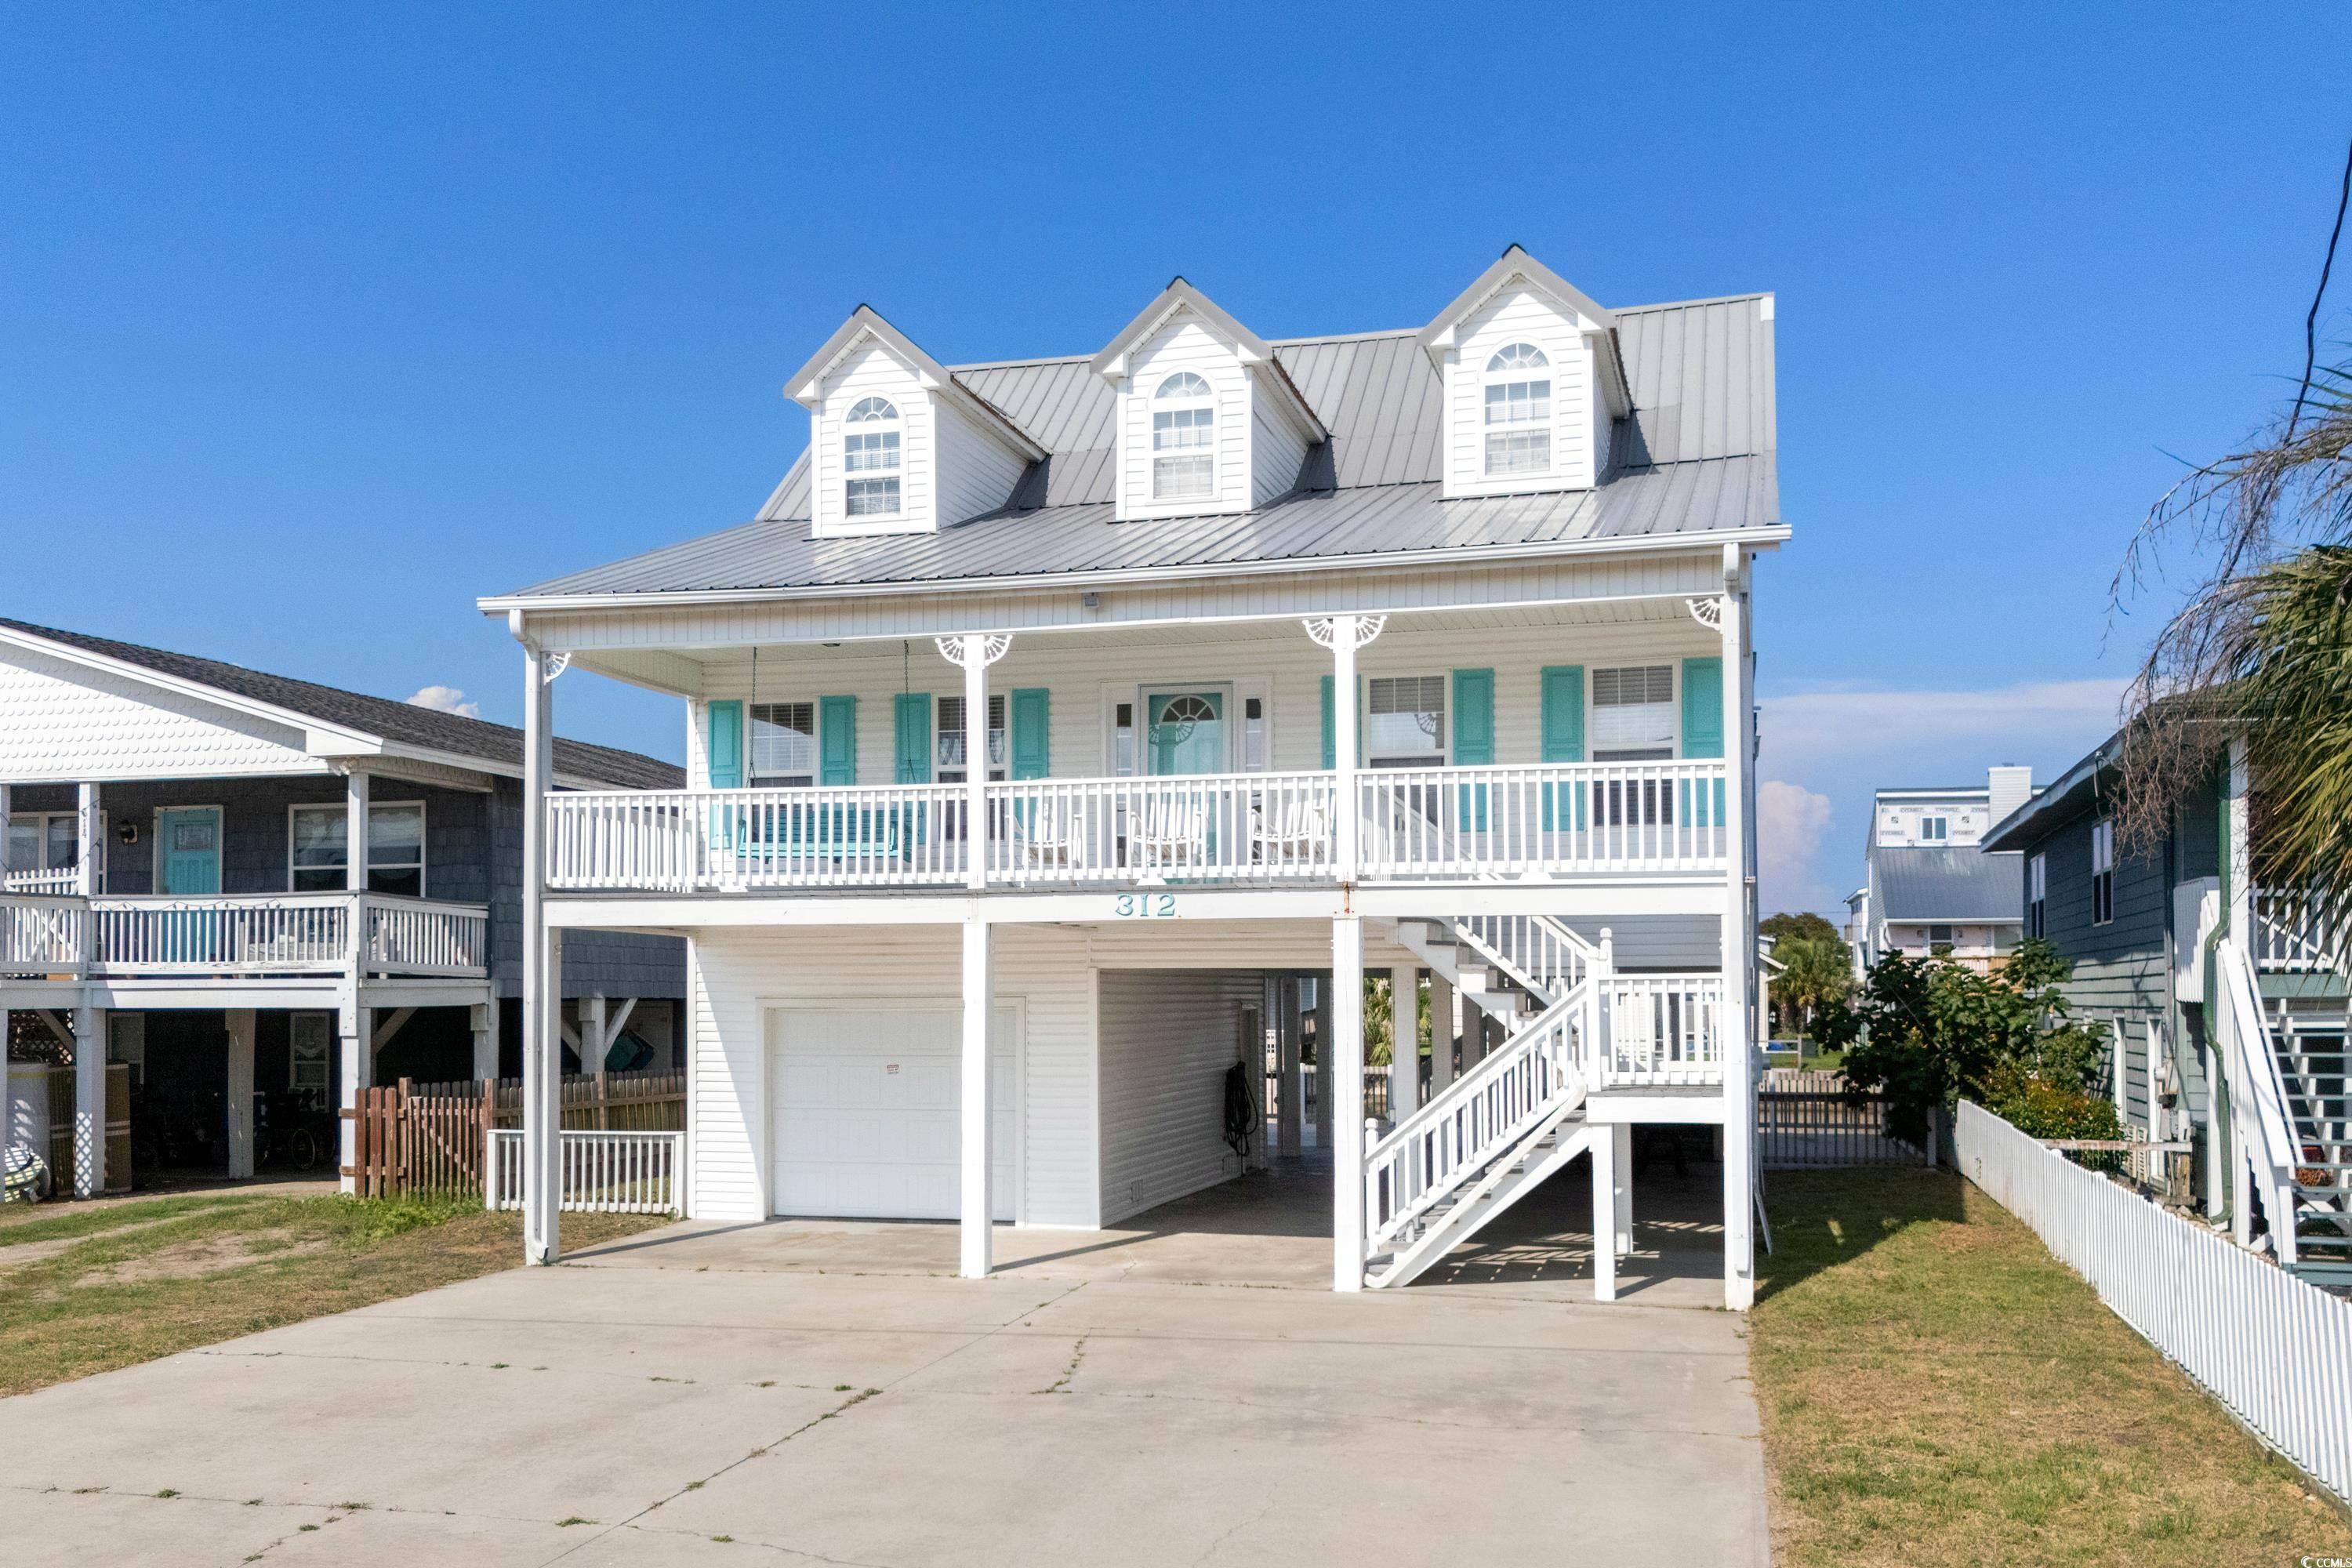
[157,808,222,895]
[1145,692,1225,775]
[155,806,223,964]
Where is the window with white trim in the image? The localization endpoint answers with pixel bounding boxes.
[1590,665,1675,761]
[935,694,1007,782]
[750,702,818,788]
[6,811,78,875]
[1366,676,1446,768]
[289,801,425,896]
[2028,851,2046,938]
[1482,343,1552,477]
[1919,815,1949,843]
[1151,371,1215,500]
[2091,818,2115,924]
[843,396,902,517]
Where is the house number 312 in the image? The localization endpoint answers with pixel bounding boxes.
[1113,894,1178,919]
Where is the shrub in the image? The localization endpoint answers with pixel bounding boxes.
[1982,1063,2124,1142]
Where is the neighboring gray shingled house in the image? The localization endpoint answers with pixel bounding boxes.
[0,616,684,1196]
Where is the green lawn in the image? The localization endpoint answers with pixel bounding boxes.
[1752,1167,2350,1566]
[0,1191,664,1397]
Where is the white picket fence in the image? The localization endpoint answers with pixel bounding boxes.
[1955,1100,2352,1504]
[485,1129,683,1215]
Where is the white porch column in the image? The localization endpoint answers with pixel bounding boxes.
[224,1009,256,1179]
[1305,615,1385,883]
[1388,964,1419,1120]
[1330,917,1367,1292]
[1710,551,1757,1311]
[78,781,102,895]
[584,993,608,1080]
[937,633,1011,891]
[960,916,993,1279]
[1428,971,1455,1094]
[1591,1123,1620,1302]
[519,639,563,1262]
[1278,975,1304,1157]
[1612,1122,1634,1258]
[336,997,367,1195]
[74,1004,103,1196]
[471,1000,498,1081]
[344,768,370,893]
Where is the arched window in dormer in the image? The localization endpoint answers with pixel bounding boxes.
[1482,343,1551,477]
[844,396,902,517]
[1151,371,1216,501]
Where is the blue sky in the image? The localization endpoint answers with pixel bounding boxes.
[5,5,2349,916]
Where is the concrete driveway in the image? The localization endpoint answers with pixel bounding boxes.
[0,1160,1768,1566]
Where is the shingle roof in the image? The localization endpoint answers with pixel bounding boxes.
[1872,847,2026,924]
[510,292,1777,601]
[0,618,684,790]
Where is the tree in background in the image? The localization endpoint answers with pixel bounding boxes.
[2114,139,2352,932]
[1817,938,2114,1144]
[1760,913,1852,1036]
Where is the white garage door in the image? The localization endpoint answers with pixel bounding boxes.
[768,1007,1017,1221]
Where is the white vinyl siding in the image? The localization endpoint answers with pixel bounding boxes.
[1442,285,1592,499]
[1250,391,1310,506]
[810,344,935,537]
[1095,969,1264,1225]
[688,616,1722,786]
[932,395,1028,527]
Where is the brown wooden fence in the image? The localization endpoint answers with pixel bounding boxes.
[341,1070,684,1197]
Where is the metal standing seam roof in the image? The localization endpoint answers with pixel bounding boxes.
[0,618,684,791]
[1871,846,2027,924]
[511,292,1779,601]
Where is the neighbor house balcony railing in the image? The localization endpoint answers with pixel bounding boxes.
[0,891,489,980]
[2252,890,2347,975]
[541,759,1731,895]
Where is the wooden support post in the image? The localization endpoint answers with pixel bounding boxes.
[1312,975,1332,1154]
[471,1000,497,1081]
[1388,964,1418,1122]
[224,1009,256,1179]
[1331,916,1367,1292]
[336,998,367,1196]
[1278,974,1304,1158]
[960,916,993,1279]
[1428,970,1455,1094]
[1611,1122,1634,1258]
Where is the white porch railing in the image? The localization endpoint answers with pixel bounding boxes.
[486,1128,683,1214]
[2254,890,2345,973]
[0,891,488,978]
[1367,983,1589,1253]
[1596,972,1725,1087]
[2,869,79,895]
[543,759,1731,895]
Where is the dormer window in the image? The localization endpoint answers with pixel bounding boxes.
[1483,343,1552,476]
[843,397,902,517]
[1151,372,1215,500]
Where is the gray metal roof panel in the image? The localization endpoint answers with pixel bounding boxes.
[521,291,1777,599]
[1871,846,2027,924]
[0,618,684,789]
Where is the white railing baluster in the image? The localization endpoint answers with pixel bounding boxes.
[486,1128,681,1215]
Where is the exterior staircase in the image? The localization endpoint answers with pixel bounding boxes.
[2270,1004,2352,1283]
[1366,915,1597,1288]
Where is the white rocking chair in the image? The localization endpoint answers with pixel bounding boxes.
[1133,794,1210,876]
[1253,793,1332,869]
[1011,797,1087,878]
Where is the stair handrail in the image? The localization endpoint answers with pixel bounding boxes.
[1366,982,1588,1251]
[2215,933,2303,1259]
[1452,913,1595,1010]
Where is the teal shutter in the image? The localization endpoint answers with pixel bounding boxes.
[1452,669,1494,829]
[1681,657,1726,829]
[1320,677,1336,770]
[1540,667,1584,831]
[893,693,931,784]
[1010,688,1050,780]
[820,695,857,786]
[706,701,744,788]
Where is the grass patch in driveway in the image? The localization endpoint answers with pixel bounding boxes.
[1751,1167,2350,1567]
[0,1192,664,1396]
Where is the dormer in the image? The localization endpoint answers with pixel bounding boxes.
[1091,279,1325,523]
[1420,245,1632,499]
[787,307,1045,539]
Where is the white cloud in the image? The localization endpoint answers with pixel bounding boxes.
[406,684,481,719]
[1758,780,1834,909]
[1761,678,2128,771]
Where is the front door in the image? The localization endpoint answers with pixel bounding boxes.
[1145,691,1225,776]
[154,807,222,965]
